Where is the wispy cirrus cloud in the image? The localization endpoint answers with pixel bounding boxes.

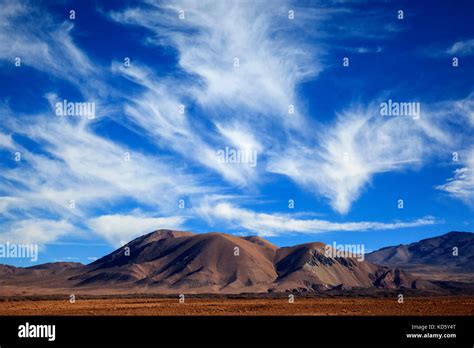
[107,0,323,187]
[447,39,474,56]
[88,214,187,247]
[0,131,16,150]
[0,0,104,97]
[109,0,320,120]
[436,148,474,206]
[111,62,261,187]
[268,93,474,214]
[429,94,474,207]
[0,107,206,246]
[0,219,75,246]
[1,111,205,215]
[268,105,432,214]
[197,201,438,237]
[107,0,406,195]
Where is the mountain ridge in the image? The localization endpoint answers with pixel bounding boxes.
[366,231,474,271]
[1,230,472,295]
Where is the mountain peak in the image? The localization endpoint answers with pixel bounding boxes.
[366,231,474,273]
[128,229,195,249]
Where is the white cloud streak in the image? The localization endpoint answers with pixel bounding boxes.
[1,113,205,216]
[0,0,104,97]
[268,105,433,213]
[0,219,75,246]
[436,148,474,206]
[197,201,437,237]
[110,0,320,119]
[447,39,474,56]
[107,0,332,187]
[88,214,187,247]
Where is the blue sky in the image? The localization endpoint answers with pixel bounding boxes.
[0,0,473,266]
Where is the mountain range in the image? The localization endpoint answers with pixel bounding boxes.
[0,230,472,295]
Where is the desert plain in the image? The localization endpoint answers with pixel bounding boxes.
[0,293,473,316]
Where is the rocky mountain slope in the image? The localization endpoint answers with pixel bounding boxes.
[1,230,472,294]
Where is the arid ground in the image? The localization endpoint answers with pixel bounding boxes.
[0,296,473,316]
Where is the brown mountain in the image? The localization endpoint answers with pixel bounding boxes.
[0,262,84,294]
[71,231,279,293]
[0,229,417,295]
[271,242,411,292]
[365,231,474,283]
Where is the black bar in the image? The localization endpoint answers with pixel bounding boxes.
[0,316,472,346]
